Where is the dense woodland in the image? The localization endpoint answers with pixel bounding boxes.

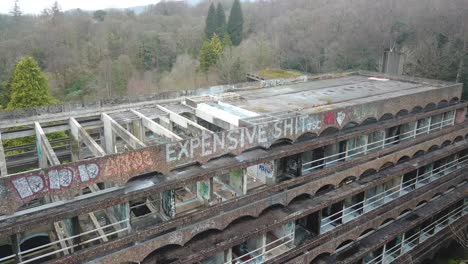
[0,0,467,107]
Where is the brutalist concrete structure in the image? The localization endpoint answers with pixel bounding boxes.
[0,71,466,264]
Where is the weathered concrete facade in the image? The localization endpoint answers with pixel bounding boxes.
[0,72,466,264]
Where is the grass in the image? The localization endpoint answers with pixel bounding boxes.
[258,69,303,79]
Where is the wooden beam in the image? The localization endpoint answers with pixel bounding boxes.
[69,118,106,157]
[131,109,182,141]
[0,132,7,177]
[102,113,146,153]
[34,122,60,167]
[156,105,213,135]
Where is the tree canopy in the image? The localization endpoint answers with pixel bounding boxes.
[227,0,244,46]
[6,57,57,109]
[215,3,226,37]
[205,3,217,39]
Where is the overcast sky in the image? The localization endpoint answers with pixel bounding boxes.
[0,0,164,14]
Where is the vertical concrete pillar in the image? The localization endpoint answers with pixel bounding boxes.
[455,108,467,124]
[197,178,213,204]
[132,119,145,141]
[35,129,48,168]
[0,132,7,177]
[229,168,247,195]
[102,116,115,154]
[11,234,22,263]
[224,248,232,264]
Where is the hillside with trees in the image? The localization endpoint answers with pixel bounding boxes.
[0,0,467,108]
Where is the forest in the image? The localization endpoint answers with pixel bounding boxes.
[0,0,467,108]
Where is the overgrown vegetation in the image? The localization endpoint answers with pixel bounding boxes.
[0,0,466,104]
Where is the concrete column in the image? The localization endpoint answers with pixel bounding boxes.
[197,178,213,204]
[0,132,7,177]
[132,119,145,141]
[246,234,266,262]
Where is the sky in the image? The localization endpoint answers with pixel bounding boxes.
[0,0,176,14]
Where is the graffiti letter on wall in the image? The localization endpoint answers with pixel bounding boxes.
[12,176,45,199]
[324,112,336,125]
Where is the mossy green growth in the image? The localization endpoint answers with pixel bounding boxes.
[258,69,303,79]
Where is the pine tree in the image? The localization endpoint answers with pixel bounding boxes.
[6,57,58,110]
[227,0,244,46]
[204,3,217,39]
[10,0,22,17]
[215,3,226,37]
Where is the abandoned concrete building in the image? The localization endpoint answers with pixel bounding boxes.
[0,71,466,264]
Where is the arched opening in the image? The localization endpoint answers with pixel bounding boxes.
[430,193,442,201]
[380,218,394,227]
[360,169,377,178]
[270,138,293,148]
[339,176,357,187]
[396,109,409,117]
[142,244,182,263]
[190,229,222,243]
[397,156,410,164]
[379,113,393,121]
[335,240,354,252]
[320,127,339,137]
[296,133,318,143]
[315,184,335,195]
[259,204,284,217]
[229,215,256,226]
[416,201,427,209]
[310,253,332,264]
[428,145,439,152]
[361,118,378,126]
[411,106,423,113]
[437,100,448,108]
[413,150,425,158]
[343,122,359,130]
[399,209,412,217]
[290,193,312,204]
[454,136,463,143]
[379,162,394,171]
[442,140,452,147]
[424,103,436,112]
[358,229,375,239]
[449,97,459,105]
[20,234,53,263]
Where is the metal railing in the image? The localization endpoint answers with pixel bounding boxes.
[320,153,467,232]
[302,113,455,173]
[364,202,467,264]
[228,232,294,264]
[0,218,130,264]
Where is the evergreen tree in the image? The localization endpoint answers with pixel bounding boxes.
[10,0,22,17]
[6,57,57,110]
[227,0,244,46]
[215,3,226,37]
[210,34,224,57]
[199,34,224,72]
[204,3,217,39]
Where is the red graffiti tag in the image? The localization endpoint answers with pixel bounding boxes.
[324,112,336,125]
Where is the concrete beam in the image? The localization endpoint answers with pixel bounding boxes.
[69,118,106,157]
[34,122,60,167]
[156,105,213,136]
[101,113,146,154]
[131,109,182,141]
[195,103,241,130]
[0,132,7,177]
